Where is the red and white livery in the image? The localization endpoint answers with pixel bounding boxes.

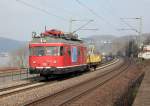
[29,29,88,77]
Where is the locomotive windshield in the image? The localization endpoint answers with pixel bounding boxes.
[30,46,63,56]
[46,47,60,56]
[30,47,45,56]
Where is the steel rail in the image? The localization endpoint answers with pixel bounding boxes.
[0,58,118,92]
[0,82,48,98]
[59,61,130,106]
[25,59,127,106]
[0,58,119,103]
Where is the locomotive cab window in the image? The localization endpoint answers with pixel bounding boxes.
[30,47,45,56]
[78,48,81,56]
[30,46,64,56]
[46,46,60,56]
[60,46,64,56]
[46,46,64,56]
[68,49,71,56]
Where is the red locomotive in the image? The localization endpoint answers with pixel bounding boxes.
[29,29,88,77]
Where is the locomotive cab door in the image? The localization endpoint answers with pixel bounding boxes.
[64,45,71,67]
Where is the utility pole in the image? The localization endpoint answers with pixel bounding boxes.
[45,25,47,31]
[139,17,143,47]
[119,17,143,47]
[69,18,73,33]
[68,19,94,34]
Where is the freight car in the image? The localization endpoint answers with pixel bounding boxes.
[29,29,102,78]
[87,44,102,70]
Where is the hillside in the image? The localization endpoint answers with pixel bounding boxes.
[82,33,150,55]
[82,35,116,54]
[0,33,150,53]
[0,37,26,52]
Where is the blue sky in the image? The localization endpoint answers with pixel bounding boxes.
[0,0,150,41]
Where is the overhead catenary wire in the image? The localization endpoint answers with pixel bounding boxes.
[120,18,139,33]
[72,20,94,33]
[106,0,139,33]
[98,0,120,22]
[16,0,68,21]
[95,0,138,34]
[75,0,117,30]
[38,1,79,17]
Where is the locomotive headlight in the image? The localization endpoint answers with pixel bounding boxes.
[53,60,57,64]
[47,60,51,63]
[33,61,36,64]
[43,63,47,66]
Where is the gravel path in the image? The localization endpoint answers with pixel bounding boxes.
[133,63,150,106]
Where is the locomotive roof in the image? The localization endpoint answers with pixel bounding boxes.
[30,36,85,45]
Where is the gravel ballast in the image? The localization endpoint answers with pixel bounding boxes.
[65,61,144,106]
[0,59,122,106]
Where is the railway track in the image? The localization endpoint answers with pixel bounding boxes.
[24,59,130,106]
[60,61,130,106]
[0,81,33,92]
[0,59,118,96]
[0,82,48,98]
[0,58,121,106]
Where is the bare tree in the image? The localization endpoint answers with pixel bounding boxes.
[125,40,139,58]
[9,45,28,68]
[143,36,150,45]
